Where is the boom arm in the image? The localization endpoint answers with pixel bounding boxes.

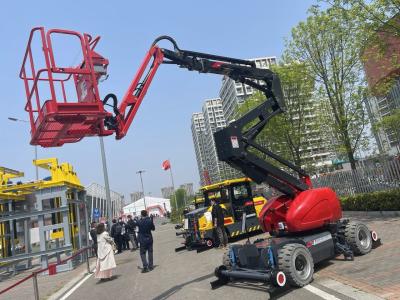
[102,36,310,197]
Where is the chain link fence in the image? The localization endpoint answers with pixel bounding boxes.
[312,159,400,197]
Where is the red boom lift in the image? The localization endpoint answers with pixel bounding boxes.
[20,27,380,288]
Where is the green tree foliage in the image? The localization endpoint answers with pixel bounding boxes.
[236,62,317,170]
[326,0,400,93]
[170,188,187,222]
[285,5,370,169]
[327,0,400,37]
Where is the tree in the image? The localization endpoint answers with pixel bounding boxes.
[236,62,319,170]
[326,0,400,93]
[326,0,400,37]
[285,5,370,169]
[169,188,187,222]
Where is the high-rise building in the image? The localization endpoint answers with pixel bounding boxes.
[179,183,194,196]
[130,191,144,204]
[191,98,242,185]
[219,57,277,121]
[161,186,174,199]
[362,16,400,156]
[365,80,400,155]
[191,112,208,185]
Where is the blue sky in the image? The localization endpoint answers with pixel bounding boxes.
[0,0,318,200]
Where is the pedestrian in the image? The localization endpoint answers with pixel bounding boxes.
[211,199,228,249]
[110,219,123,254]
[89,221,98,257]
[120,219,130,250]
[95,223,116,280]
[137,210,155,273]
[126,215,138,250]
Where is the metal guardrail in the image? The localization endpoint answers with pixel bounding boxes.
[0,246,92,300]
[312,159,400,197]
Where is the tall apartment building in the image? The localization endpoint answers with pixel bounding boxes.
[362,16,400,156]
[191,113,208,185]
[296,97,336,169]
[220,56,277,121]
[129,191,144,204]
[365,79,400,155]
[191,98,242,185]
[161,186,174,199]
[179,183,194,196]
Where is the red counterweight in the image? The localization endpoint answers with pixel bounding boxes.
[259,187,342,234]
[20,27,113,147]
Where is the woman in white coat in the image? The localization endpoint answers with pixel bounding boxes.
[95,223,116,280]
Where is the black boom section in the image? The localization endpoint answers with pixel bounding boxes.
[213,95,309,198]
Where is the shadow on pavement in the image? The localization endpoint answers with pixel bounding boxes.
[153,273,214,300]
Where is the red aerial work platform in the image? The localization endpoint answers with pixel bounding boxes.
[20,27,113,147]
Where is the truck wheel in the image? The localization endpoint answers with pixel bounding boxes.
[278,243,314,287]
[222,250,232,269]
[345,221,372,255]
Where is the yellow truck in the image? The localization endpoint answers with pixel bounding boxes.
[177,177,267,251]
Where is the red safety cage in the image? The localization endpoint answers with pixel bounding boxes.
[20,27,113,147]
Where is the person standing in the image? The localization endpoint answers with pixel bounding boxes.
[110,219,123,254]
[126,215,138,250]
[89,222,98,257]
[120,220,130,250]
[211,199,228,249]
[137,210,155,273]
[95,223,116,280]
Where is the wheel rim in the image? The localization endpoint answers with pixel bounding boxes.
[294,253,311,280]
[358,227,371,249]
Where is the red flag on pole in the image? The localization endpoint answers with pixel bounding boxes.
[162,160,171,170]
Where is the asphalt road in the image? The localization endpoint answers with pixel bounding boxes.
[65,220,383,300]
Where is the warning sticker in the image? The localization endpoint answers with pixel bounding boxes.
[231,136,239,148]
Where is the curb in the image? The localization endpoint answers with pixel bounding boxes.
[343,211,400,217]
[47,261,96,300]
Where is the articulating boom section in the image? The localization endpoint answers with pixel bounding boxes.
[213,99,311,198]
[102,36,286,140]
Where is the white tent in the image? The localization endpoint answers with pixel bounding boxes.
[123,197,171,217]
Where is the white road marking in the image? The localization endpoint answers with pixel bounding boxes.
[304,284,341,300]
[58,271,94,300]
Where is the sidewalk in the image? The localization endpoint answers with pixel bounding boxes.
[0,257,95,300]
[315,216,400,300]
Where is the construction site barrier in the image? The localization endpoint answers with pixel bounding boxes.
[0,246,92,300]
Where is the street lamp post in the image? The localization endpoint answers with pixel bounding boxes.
[136,170,147,209]
[99,137,113,229]
[7,117,39,180]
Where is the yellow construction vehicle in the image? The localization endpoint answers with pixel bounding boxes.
[176,178,266,251]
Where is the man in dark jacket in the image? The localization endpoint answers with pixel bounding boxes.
[110,219,123,254]
[137,210,155,273]
[211,199,228,249]
[126,215,138,250]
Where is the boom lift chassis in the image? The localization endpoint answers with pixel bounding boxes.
[21,28,381,289]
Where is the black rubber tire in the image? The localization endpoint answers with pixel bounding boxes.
[222,250,232,269]
[344,221,372,255]
[278,243,314,287]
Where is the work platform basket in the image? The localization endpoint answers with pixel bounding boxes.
[20,27,113,147]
